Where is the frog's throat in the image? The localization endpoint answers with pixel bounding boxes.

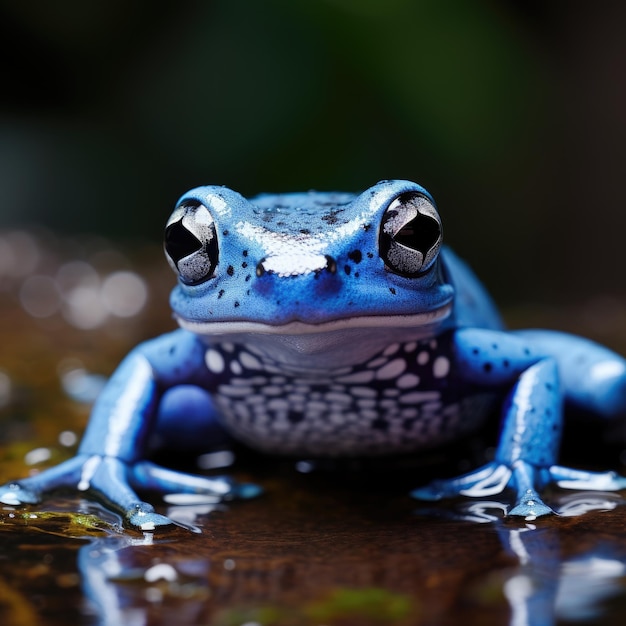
[174,301,453,336]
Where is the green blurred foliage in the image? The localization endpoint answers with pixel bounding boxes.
[1,0,625,302]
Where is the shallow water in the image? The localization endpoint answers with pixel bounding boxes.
[2,231,626,626]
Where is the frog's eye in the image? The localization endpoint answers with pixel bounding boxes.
[378,192,442,277]
[164,202,219,285]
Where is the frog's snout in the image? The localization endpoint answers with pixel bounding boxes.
[256,254,337,278]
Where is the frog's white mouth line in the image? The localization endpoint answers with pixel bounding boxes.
[175,302,453,336]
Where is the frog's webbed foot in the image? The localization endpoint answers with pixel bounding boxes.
[548,465,626,492]
[0,455,174,530]
[129,460,263,501]
[0,481,41,506]
[413,460,626,519]
[0,456,87,506]
[412,460,554,519]
[0,455,261,531]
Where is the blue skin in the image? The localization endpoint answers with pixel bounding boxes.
[2,180,626,530]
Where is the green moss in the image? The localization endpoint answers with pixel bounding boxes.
[0,509,116,538]
[307,587,414,623]
[214,586,416,625]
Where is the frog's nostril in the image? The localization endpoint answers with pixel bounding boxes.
[324,255,337,274]
[256,254,337,277]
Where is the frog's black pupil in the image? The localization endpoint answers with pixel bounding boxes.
[396,212,440,253]
[165,219,202,264]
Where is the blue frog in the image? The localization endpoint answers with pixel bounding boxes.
[2,180,626,530]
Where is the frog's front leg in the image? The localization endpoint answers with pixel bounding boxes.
[412,328,626,518]
[0,330,254,530]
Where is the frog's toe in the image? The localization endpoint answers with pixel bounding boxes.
[0,482,40,506]
[412,462,513,501]
[125,503,176,531]
[549,466,626,491]
[129,460,262,501]
[508,491,554,518]
[0,455,87,505]
[504,460,555,518]
[412,460,557,519]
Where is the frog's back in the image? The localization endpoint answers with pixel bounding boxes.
[441,247,504,332]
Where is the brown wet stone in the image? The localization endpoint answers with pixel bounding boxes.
[3,475,626,625]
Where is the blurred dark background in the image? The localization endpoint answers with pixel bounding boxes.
[1,0,625,305]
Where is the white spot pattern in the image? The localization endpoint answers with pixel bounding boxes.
[206,333,494,456]
[376,358,406,380]
[433,356,450,378]
[205,349,225,374]
[396,373,420,389]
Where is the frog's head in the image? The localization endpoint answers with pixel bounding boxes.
[164,180,454,353]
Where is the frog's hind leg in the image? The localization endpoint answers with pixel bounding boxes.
[151,385,232,451]
[136,385,262,501]
[514,329,626,419]
[129,461,262,501]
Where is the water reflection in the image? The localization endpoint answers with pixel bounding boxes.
[425,491,624,524]
[78,530,217,626]
[77,501,222,625]
[555,551,626,621]
[417,492,626,626]
[2,483,626,625]
[80,533,159,626]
